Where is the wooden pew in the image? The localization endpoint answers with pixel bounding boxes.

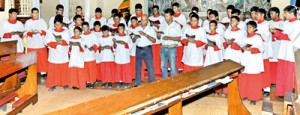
[0,40,17,59]
[284,92,300,115]
[48,60,249,115]
[0,41,38,115]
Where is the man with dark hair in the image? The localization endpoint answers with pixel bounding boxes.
[0,8,25,55]
[268,7,284,85]
[187,6,202,26]
[159,8,182,78]
[203,9,213,26]
[49,4,70,29]
[227,9,247,34]
[270,5,300,100]
[221,5,235,25]
[24,7,48,78]
[90,7,107,29]
[69,15,83,36]
[74,6,87,21]
[204,10,226,37]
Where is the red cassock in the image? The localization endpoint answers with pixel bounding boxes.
[27,48,48,73]
[115,63,132,83]
[84,61,97,83]
[262,59,271,88]
[100,62,115,83]
[270,62,278,84]
[96,63,101,81]
[152,44,162,77]
[47,62,70,87]
[69,67,86,89]
[239,73,263,101]
[276,59,297,96]
[130,56,136,80]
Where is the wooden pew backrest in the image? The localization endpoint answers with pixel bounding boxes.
[0,40,17,57]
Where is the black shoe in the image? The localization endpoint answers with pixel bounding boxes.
[117,82,123,89]
[96,80,102,84]
[41,74,47,79]
[134,85,139,87]
[89,83,94,89]
[277,96,284,101]
[72,87,79,90]
[48,86,56,92]
[250,101,256,105]
[263,92,270,97]
[242,98,247,101]
[63,86,69,90]
[108,82,113,89]
[123,83,129,89]
[102,83,108,88]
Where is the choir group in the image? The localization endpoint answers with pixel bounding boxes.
[0,2,300,105]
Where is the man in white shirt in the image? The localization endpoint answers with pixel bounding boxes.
[221,5,235,25]
[48,4,70,29]
[160,8,182,78]
[134,14,157,87]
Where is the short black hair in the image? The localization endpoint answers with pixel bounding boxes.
[93,21,101,27]
[232,9,241,15]
[73,15,83,22]
[152,5,159,10]
[131,16,138,21]
[250,6,259,12]
[172,2,180,8]
[135,3,142,9]
[164,8,174,16]
[101,25,109,31]
[209,10,219,17]
[113,13,121,18]
[189,12,197,17]
[269,7,280,15]
[95,7,102,13]
[210,20,218,26]
[31,7,39,13]
[258,8,267,19]
[74,26,82,33]
[56,4,64,10]
[207,9,212,13]
[76,6,82,10]
[284,5,297,16]
[54,15,63,24]
[227,5,235,10]
[82,22,89,27]
[9,8,19,14]
[231,16,240,22]
[190,13,199,20]
[118,23,126,29]
[191,7,199,12]
[111,9,118,14]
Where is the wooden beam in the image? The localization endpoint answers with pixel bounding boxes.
[0,40,17,57]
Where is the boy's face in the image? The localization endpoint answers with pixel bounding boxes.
[227,9,232,17]
[54,22,62,29]
[82,25,89,32]
[74,29,81,36]
[250,11,256,19]
[270,11,277,20]
[135,8,142,14]
[284,11,293,20]
[209,23,217,32]
[172,6,179,13]
[256,12,264,21]
[190,17,198,26]
[103,30,109,36]
[131,19,138,26]
[247,25,255,34]
[9,12,18,20]
[209,14,218,21]
[75,18,82,24]
[32,10,39,19]
[76,8,82,15]
[114,16,120,23]
[164,13,173,22]
[230,18,239,28]
[94,25,101,31]
[118,26,125,34]
[95,12,102,17]
[56,8,64,15]
[152,8,159,15]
